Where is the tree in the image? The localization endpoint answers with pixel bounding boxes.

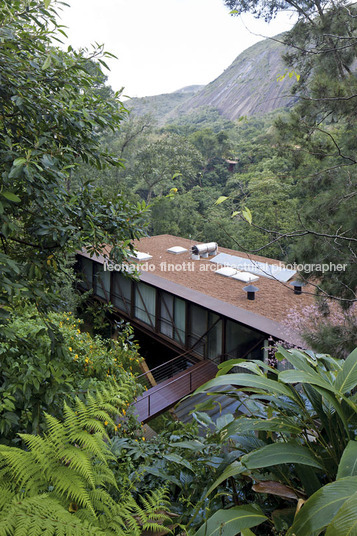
[116,114,155,159]
[231,171,299,258]
[149,190,203,237]
[0,304,142,444]
[0,0,147,314]
[70,115,155,203]
[188,129,231,186]
[188,128,229,162]
[132,134,204,203]
[223,0,357,306]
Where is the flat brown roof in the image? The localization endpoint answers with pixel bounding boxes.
[79,234,313,346]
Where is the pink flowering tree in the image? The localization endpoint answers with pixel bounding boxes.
[284,303,357,358]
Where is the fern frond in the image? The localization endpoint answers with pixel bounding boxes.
[86,488,119,518]
[140,487,172,517]
[92,463,118,489]
[49,466,96,514]
[0,484,15,510]
[97,489,173,535]
[98,495,141,536]
[0,446,44,495]
[0,495,105,536]
[138,488,173,533]
[0,385,175,535]
[66,430,112,463]
[58,445,97,489]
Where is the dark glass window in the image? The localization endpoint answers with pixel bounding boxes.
[93,262,110,301]
[134,281,156,327]
[226,320,264,360]
[112,272,132,314]
[78,257,93,290]
[159,291,186,345]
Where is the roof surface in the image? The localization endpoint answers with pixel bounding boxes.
[132,235,313,345]
[132,234,314,319]
[80,234,314,346]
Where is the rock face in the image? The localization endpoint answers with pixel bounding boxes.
[178,37,297,120]
[127,36,297,123]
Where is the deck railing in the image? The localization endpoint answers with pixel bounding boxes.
[134,360,217,422]
[137,353,197,390]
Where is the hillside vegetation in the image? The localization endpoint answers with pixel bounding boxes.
[1,0,357,534]
[127,37,296,123]
[126,85,203,125]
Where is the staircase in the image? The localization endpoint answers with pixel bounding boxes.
[132,359,217,423]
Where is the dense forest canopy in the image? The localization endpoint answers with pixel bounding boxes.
[0,0,357,534]
[0,0,147,314]
[88,0,357,307]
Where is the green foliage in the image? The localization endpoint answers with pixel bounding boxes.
[127,89,203,125]
[188,128,230,161]
[103,346,357,534]
[0,386,172,536]
[167,107,235,135]
[0,305,140,442]
[0,0,147,313]
[131,133,204,203]
[195,505,267,536]
[110,418,228,527]
[287,474,357,535]
[225,0,357,304]
[71,114,155,202]
[225,0,337,22]
[191,346,357,534]
[148,188,205,237]
[211,115,301,258]
[275,112,357,304]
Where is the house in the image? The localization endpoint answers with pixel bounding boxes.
[76,234,311,366]
[226,159,238,172]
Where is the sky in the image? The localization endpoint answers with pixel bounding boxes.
[59,0,295,99]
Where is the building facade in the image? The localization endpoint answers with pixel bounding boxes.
[76,234,309,365]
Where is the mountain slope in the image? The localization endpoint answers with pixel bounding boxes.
[126,85,204,124]
[177,37,297,120]
[127,36,297,123]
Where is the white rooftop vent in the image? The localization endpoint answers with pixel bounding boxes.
[215,267,259,283]
[231,272,260,283]
[128,250,152,261]
[167,246,188,254]
[215,267,237,277]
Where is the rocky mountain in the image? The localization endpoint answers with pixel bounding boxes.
[177,37,297,120]
[127,36,297,123]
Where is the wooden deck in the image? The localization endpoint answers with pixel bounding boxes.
[133,360,218,423]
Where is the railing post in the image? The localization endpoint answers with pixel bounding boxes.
[148,394,150,418]
[190,370,192,391]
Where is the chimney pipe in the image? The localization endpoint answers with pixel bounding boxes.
[290,280,304,295]
[243,284,259,301]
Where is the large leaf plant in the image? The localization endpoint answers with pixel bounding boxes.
[190,347,357,535]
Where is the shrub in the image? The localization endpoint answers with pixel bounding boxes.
[0,384,172,536]
[192,347,357,534]
[0,305,141,443]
